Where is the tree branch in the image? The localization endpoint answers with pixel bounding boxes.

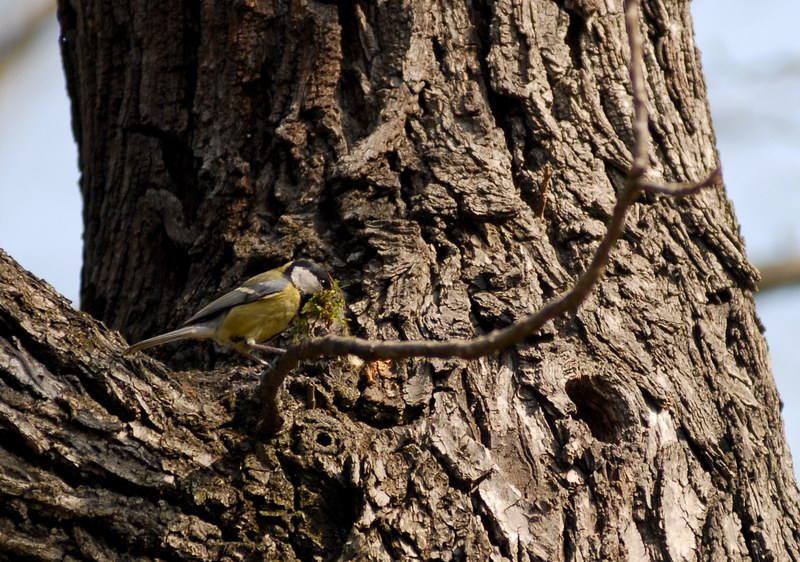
[639,168,722,197]
[756,258,800,292]
[257,0,719,433]
[624,0,649,178]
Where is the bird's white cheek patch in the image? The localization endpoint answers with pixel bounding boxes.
[291,269,322,294]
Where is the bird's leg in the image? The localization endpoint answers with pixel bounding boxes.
[245,338,286,355]
[232,344,270,366]
[250,344,286,355]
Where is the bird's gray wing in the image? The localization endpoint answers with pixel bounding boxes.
[182,277,289,325]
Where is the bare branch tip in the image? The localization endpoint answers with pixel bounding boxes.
[639,167,723,197]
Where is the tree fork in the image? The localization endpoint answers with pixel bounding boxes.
[0,0,792,559]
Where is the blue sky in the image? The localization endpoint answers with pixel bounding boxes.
[1,0,798,471]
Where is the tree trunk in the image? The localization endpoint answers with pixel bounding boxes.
[0,0,796,560]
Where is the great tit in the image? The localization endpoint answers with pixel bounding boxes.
[124,259,332,362]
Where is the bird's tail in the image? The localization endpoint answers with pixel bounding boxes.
[124,324,215,355]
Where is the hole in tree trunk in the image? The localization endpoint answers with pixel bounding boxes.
[565,376,629,443]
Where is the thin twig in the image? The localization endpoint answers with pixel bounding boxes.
[640,167,721,196]
[624,0,649,177]
[257,0,719,434]
[538,164,552,219]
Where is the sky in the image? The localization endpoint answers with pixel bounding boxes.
[0,1,798,472]
[0,2,81,303]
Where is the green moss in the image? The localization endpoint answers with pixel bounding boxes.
[292,280,348,342]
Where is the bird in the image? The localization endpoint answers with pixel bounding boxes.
[123,259,332,363]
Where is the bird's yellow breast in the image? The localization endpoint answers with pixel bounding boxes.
[216,285,301,345]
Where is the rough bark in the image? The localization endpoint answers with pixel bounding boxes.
[0,0,795,560]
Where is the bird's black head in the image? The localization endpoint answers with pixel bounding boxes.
[287,259,332,295]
